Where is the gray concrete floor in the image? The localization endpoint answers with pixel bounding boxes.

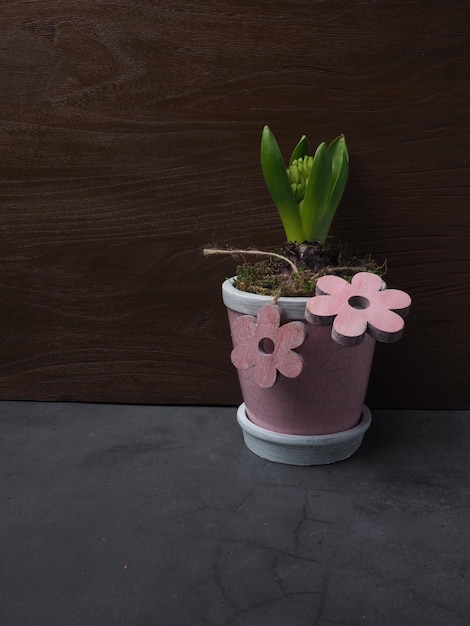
[1,401,469,626]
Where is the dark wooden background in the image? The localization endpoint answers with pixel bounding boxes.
[0,1,468,408]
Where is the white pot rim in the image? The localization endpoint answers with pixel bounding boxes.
[222,277,308,319]
[222,275,387,320]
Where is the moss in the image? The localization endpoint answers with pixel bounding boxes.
[232,241,386,297]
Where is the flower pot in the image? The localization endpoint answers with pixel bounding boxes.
[222,279,375,464]
[222,272,411,465]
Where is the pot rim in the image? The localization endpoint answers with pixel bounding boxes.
[222,277,308,319]
[222,275,387,319]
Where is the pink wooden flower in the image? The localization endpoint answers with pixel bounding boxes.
[230,304,306,388]
[305,272,411,346]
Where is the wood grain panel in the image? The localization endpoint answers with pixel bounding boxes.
[0,1,468,407]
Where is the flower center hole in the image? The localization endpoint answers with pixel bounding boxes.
[258,337,275,355]
[348,295,371,310]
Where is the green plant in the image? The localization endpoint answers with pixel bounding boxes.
[260,125,349,244]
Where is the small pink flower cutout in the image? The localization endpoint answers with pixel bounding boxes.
[305,272,411,346]
[230,304,306,388]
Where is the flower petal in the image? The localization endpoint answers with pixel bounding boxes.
[305,293,346,325]
[332,306,368,346]
[315,274,350,296]
[277,321,306,351]
[376,289,411,317]
[366,305,406,343]
[276,350,304,379]
[253,355,278,388]
[350,272,384,294]
[256,304,281,338]
[231,314,256,342]
[230,343,257,370]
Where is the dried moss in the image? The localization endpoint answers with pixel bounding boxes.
[232,242,386,297]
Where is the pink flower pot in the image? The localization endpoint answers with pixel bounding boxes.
[222,272,410,465]
[222,278,375,464]
[223,279,375,436]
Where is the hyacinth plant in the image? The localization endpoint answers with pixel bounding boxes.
[204,125,384,296]
[260,125,349,244]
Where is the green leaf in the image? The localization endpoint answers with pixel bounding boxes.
[326,135,349,213]
[300,142,332,242]
[260,126,305,242]
[289,135,310,166]
[328,134,349,165]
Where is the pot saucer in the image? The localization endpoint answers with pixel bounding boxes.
[236,403,372,466]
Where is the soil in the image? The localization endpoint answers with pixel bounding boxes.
[232,241,386,297]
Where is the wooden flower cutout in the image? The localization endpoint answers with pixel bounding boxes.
[231,304,306,388]
[305,272,411,346]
